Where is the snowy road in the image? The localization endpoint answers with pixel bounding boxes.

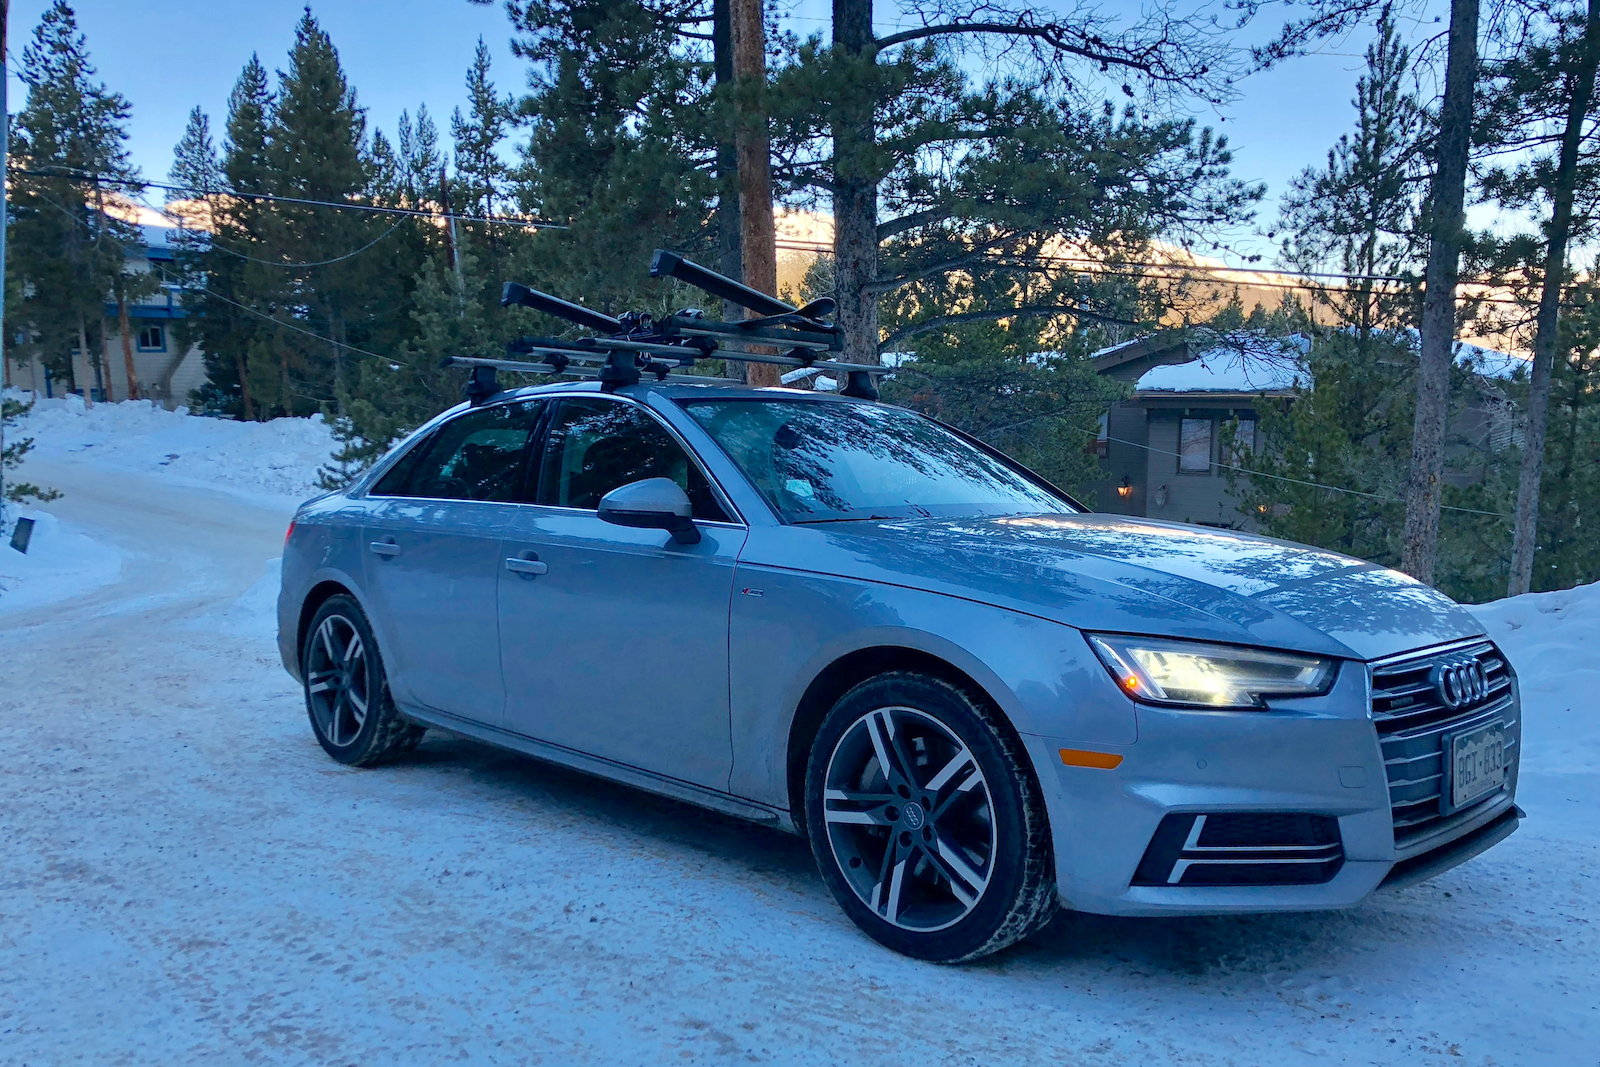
[2,457,1595,1066]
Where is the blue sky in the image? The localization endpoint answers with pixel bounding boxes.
[4,0,1443,264]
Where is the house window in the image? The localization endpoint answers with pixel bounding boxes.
[1223,418,1257,466]
[137,325,166,352]
[1179,418,1213,473]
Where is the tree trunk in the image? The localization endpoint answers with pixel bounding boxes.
[235,337,256,420]
[97,314,113,403]
[77,316,97,405]
[1507,0,1600,596]
[731,0,781,387]
[713,0,743,327]
[1400,0,1479,584]
[832,0,879,366]
[116,288,141,401]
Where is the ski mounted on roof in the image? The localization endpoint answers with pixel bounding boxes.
[441,250,886,405]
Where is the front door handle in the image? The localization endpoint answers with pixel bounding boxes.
[369,540,401,557]
[504,551,548,578]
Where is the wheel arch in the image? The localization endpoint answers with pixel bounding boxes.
[297,580,357,672]
[783,645,1036,835]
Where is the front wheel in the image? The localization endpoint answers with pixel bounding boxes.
[804,672,1058,962]
[302,595,424,766]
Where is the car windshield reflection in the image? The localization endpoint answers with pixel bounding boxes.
[681,398,1079,523]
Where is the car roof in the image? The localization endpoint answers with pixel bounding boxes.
[480,378,878,406]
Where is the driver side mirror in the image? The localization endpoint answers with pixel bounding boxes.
[598,478,702,544]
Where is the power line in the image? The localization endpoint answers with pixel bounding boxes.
[154,264,410,368]
[7,165,567,231]
[183,215,411,269]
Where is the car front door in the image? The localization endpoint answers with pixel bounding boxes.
[498,395,746,790]
[361,399,544,727]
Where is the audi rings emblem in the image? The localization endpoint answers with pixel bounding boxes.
[1430,657,1489,709]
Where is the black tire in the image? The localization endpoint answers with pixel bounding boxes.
[301,595,425,767]
[804,671,1058,963]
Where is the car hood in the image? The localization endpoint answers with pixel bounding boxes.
[746,513,1485,661]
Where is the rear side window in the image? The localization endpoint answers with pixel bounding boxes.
[405,401,543,502]
[369,431,435,497]
[536,397,730,522]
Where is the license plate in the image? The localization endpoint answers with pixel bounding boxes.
[1445,721,1506,813]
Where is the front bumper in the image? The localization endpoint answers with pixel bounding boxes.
[1025,644,1522,917]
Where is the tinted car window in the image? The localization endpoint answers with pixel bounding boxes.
[406,401,542,502]
[369,430,436,497]
[682,399,1074,522]
[537,397,730,522]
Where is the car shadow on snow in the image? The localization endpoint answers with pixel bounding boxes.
[399,732,1459,980]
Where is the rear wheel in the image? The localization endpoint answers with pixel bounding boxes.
[804,672,1058,962]
[302,596,424,766]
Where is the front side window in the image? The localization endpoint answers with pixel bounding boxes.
[1179,418,1213,473]
[681,399,1075,523]
[137,325,165,351]
[403,401,543,502]
[537,397,730,522]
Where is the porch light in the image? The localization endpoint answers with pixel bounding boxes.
[1117,476,1133,499]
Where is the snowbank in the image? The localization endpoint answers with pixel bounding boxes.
[1469,581,1600,782]
[10,391,337,505]
[0,511,123,615]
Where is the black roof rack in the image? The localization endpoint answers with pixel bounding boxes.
[443,250,888,404]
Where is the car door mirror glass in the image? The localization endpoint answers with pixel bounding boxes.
[598,478,701,543]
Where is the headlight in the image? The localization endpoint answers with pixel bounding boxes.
[1086,633,1337,709]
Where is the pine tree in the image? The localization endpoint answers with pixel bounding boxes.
[1478,0,1600,594]
[1278,7,1425,342]
[260,10,378,415]
[507,0,720,317]
[7,1,143,399]
[170,57,274,418]
[451,38,513,221]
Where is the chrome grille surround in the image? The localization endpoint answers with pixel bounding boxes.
[1370,638,1519,852]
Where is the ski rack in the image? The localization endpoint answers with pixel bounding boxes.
[441,250,888,404]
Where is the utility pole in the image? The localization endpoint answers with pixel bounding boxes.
[730,0,781,387]
[440,162,466,309]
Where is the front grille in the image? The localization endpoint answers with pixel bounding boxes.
[1371,640,1518,848]
[1131,812,1344,887]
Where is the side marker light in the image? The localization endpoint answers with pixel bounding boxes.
[1059,748,1124,770]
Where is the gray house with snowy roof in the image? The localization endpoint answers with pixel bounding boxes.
[1091,332,1310,527]
[1091,330,1524,528]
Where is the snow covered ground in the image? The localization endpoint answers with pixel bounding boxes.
[0,402,1595,1065]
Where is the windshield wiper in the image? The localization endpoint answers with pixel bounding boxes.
[790,514,897,525]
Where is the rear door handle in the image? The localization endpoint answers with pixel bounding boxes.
[505,552,548,577]
[369,540,401,557]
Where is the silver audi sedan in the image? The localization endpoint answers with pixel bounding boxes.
[278,380,1522,962]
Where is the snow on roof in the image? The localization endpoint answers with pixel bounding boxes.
[1135,334,1310,393]
[1456,340,1529,381]
[1089,336,1145,360]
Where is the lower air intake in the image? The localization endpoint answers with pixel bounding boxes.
[1131,812,1344,887]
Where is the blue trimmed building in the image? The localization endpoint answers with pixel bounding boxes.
[10,222,209,408]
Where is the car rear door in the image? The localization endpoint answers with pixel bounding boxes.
[361,399,544,727]
[497,395,746,790]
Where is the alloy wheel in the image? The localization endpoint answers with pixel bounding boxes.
[306,614,370,748]
[821,705,996,932]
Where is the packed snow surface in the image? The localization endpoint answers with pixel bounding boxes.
[0,510,123,614]
[0,404,1595,1065]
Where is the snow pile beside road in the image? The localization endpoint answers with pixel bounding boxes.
[1469,580,1600,781]
[10,391,337,505]
[0,511,123,614]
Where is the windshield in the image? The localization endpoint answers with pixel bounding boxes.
[681,399,1078,523]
